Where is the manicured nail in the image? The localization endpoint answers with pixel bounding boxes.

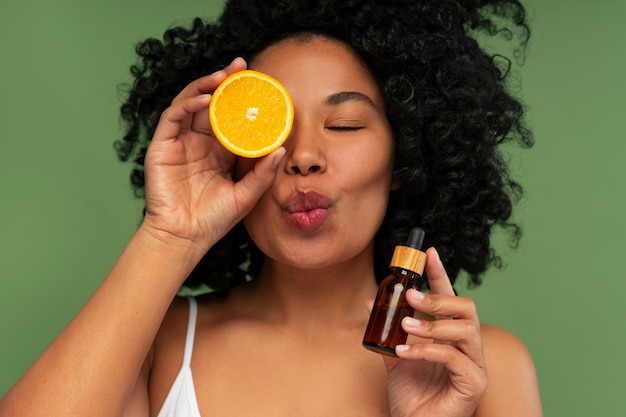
[404,316,421,328]
[396,345,410,353]
[408,288,424,301]
[271,147,286,168]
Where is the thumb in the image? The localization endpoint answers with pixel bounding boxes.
[234,147,286,213]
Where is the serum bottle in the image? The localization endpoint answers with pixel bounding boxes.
[362,227,427,356]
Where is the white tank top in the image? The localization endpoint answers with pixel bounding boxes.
[156,297,202,417]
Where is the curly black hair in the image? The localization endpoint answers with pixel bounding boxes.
[114,0,533,291]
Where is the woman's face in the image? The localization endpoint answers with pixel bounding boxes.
[237,36,395,270]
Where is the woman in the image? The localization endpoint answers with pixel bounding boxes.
[0,0,542,416]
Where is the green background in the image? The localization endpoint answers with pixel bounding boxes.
[1,1,624,415]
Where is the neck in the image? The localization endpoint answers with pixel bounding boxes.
[242,249,380,333]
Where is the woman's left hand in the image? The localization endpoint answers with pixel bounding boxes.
[383,247,487,417]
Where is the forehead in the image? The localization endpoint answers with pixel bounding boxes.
[249,37,385,109]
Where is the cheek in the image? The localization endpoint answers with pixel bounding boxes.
[343,141,394,187]
[337,146,393,212]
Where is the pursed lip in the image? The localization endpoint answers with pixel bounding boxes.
[281,191,335,233]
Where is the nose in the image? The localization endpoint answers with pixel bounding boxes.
[284,121,327,176]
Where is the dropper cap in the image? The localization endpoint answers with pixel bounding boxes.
[389,227,427,275]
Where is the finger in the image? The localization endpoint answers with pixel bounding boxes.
[406,289,479,321]
[402,316,477,344]
[172,57,247,104]
[424,247,455,296]
[404,289,485,366]
[152,94,212,143]
[401,316,484,366]
[233,147,286,214]
[180,58,248,136]
[189,111,214,137]
[395,343,487,397]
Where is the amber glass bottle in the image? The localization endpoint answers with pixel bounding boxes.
[362,227,427,357]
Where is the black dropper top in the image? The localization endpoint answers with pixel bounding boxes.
[406,227,425,250]
[389,227,427,273]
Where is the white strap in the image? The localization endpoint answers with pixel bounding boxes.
[182,297,198,367]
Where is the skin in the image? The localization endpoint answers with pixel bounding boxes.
[0,37,543,417]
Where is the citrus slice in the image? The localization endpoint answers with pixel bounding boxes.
[208,69,294,158]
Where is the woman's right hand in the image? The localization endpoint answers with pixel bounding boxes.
[140,57,285,253]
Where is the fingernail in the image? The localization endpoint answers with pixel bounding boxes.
[432,247,441,261]
[396,345,410,353]
[408,288,424,301]
[404,316,421,328]
[271,147,286,168]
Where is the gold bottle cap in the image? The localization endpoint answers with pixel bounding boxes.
[389,245,427,275]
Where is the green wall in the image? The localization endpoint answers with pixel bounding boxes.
[1,1,624,415]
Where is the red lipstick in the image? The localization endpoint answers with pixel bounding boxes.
[282,191,334,233]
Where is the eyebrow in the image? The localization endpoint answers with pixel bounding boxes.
[326,91,378,109]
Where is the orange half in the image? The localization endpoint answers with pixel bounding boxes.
[208,70,294,158]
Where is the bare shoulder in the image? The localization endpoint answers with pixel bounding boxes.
[158,295,195,333]
[146,294,228,415]
[481,324,533,362]
[476,324,543,417]
[124,296,198,417]
[158,293,227,333]
[150,295,195,372]
[479,324,538,386]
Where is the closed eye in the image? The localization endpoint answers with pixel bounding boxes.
[326,126,364,131]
